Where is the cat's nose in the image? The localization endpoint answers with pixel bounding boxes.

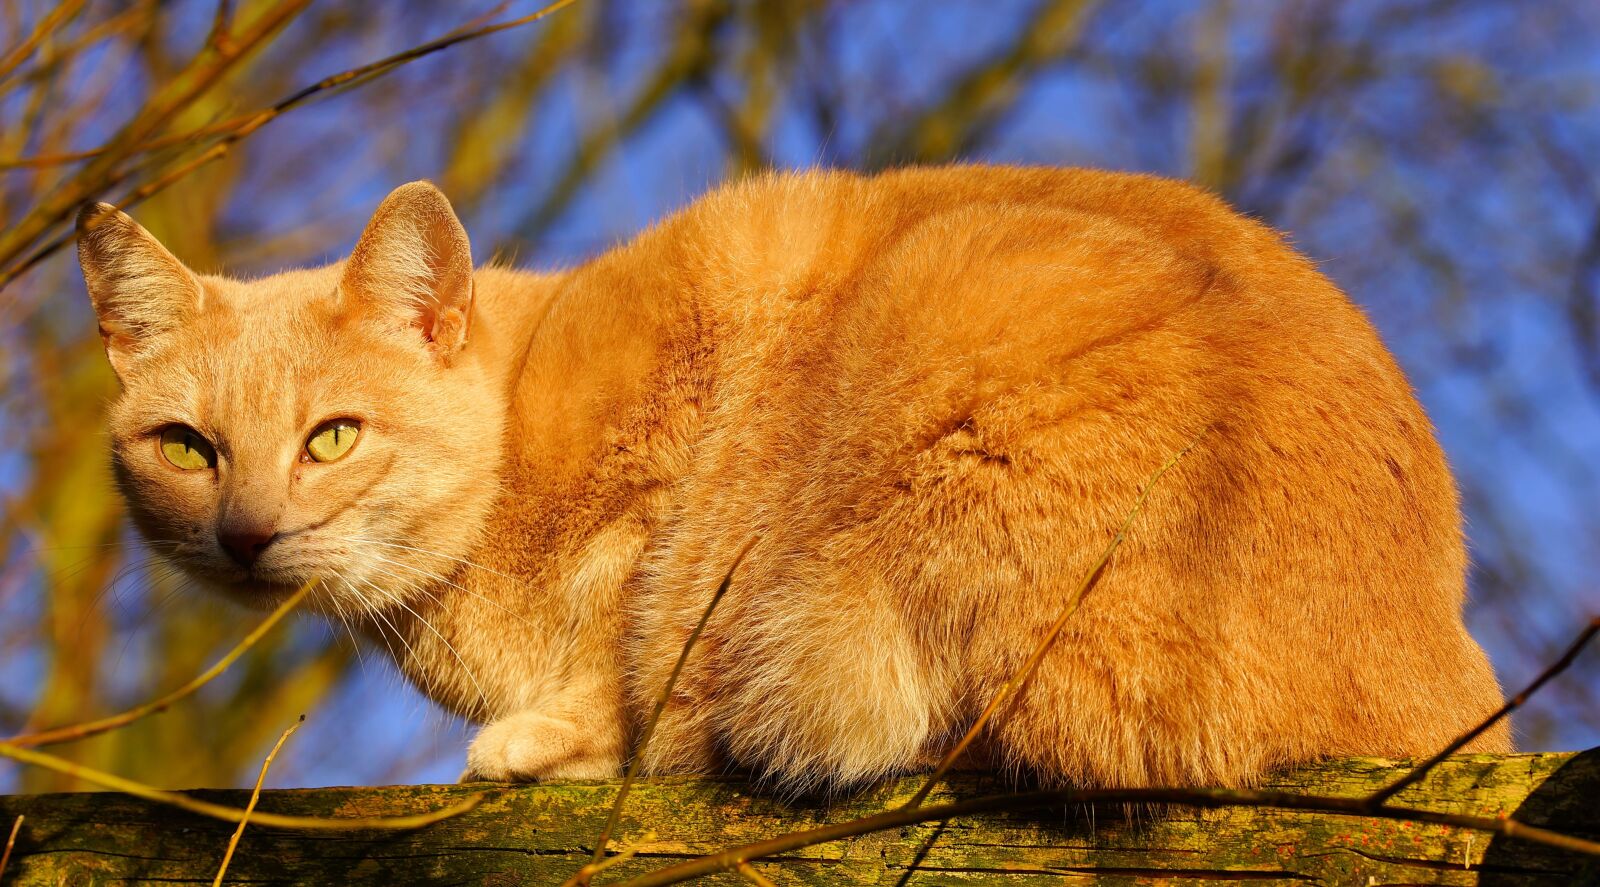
[217,529,278,567]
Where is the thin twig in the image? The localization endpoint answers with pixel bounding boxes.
[1366,615,1600,808]
[0,1,511,171]
[863,0,1100,168]
[0,112,268,171]
[611,783,1600,887]
[0,0,310,281]
[0,814,20,881]
[565,536,758,887]
[214,0,580,128]
[905,430,1207,808]
[734,860,778,887]
[0,0,86,85]
[508,0,725,246]
[213,716,303,886]
[442,0,515,38]
[5,578,319,748]
[0,740,482,830]
[0,0,581,291]
[206,0,235,51]
[575,830,655,881]
[1,0,152,96]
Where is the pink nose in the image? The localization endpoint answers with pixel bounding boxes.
[218,530,277,567]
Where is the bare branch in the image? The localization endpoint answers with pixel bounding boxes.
[4,578,318,748]
[733,860,778,887]
[863,0,1101,168]
[0,0,311,279]
[1366,615,1600,808]
[206,0,235,52]
[0,0,582,292]
[0,0,87,85]
[0,814,19,882]
[213,716,302,886]
[0,739,483,830]
[508,0,728,247]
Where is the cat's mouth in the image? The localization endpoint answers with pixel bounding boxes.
[175,553,325,610]
[175,527,392,616]
[202,571,316,610]
[195,528,349,604]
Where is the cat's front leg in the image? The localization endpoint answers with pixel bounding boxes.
[465,708,624,781]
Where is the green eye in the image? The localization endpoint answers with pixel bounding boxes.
[306,420,360,463]
[159,426,215,471]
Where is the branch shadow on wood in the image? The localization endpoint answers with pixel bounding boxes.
[1479,746,1600,886]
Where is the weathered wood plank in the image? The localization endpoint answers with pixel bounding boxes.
[0,752,1595,885]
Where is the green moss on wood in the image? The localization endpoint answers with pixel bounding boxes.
[1,753,1596,885]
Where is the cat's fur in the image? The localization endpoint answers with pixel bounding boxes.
[79,166,1510,790]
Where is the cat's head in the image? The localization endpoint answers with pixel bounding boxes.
[78,182,504,614]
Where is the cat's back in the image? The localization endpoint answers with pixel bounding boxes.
[645,168,1456,568]
[666,165,1421,483]
[667,165,1361,366]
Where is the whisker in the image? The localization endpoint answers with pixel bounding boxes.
[111,571,196,674]
[363,602,405,667]
[330,570,396,665]
[15,539,182,555]
[323,583,371,679]
[353,548,543,633]
[51,551,162,649]
[360,562,491,720]
[92,550,176,613]
[352,574,421,674]
[336,536,526,586]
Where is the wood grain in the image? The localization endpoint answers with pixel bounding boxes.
[0,752,1595,885]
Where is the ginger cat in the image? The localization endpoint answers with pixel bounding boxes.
[79,166,1510,790]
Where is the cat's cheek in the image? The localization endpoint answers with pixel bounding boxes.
[124,493,212,556]
[115,457,218,547]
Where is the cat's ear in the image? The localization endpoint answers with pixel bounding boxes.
[76,202,203,380]
[341,181,474,357]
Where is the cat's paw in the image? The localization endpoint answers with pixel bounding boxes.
[465,710,621,781]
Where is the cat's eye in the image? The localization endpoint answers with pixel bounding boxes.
[159,426,216,471]
[305,420,360,463]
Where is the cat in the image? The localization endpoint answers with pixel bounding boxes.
[78,165,1510,791]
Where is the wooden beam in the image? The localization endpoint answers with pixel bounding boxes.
[0,752,1595,884]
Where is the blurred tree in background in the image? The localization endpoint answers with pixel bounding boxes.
[1,0,1597,793]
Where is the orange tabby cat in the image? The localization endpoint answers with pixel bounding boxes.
[78,166,1509,790]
